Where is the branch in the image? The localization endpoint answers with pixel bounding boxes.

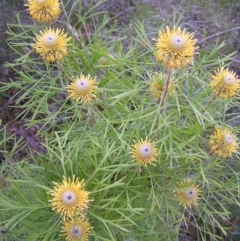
[154,0,165,21]
[198,26,240,44]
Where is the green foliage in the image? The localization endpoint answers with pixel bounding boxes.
[1,0,240,241]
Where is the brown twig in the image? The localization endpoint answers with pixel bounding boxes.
[201,95,217,115]
[198,26,240,44]
[154,0,165,21]
[159,68,172,108]
[224,217,238,241]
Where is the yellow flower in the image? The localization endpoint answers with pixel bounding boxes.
[174,179,201,208]
[61,217,91,241]
[33,28,70,62]
[25,0,61,23]
[130,138,158,166]
[48,176,90,220]
[210,68,240,99]
[156,26,198,69]
[67,74,98,104]
[209,127,238,158]
[149,72,174,99]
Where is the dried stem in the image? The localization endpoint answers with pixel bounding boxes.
[224,217,238,241]
[198,26,240,44]
[154,0,165,21]
[159,68,172,107]
[202,95,217,115]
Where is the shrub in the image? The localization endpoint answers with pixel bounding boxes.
[1,0,240,240]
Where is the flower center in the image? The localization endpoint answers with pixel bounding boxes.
[223,75,235,86]
[62,190,76,205]
[170,35,186,50]
[43,34,57,46]
[36,0,46,4]
[139,144,152,158]
[76,79,89,92]
[70,225,82,238]
[184,188,196,200]
[224,133,233,146]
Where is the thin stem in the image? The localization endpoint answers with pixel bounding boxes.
[159,68,172,107]
[198,26,240,44]
[56,61,64,73]
[154,0,165,21]
[202,95,217,115]
[224,217,238,241]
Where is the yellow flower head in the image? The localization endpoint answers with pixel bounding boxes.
[67,74,98,104]
[48,176,90,220]
[60,217,91,241]
[33,28,70,62]
[174,179,201,208]
[149,72,174,99]
[130,138,158,166]
[25,0,61,23]
[210,68,240,99]
[209,127,238,158]
[156,26,198,69]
